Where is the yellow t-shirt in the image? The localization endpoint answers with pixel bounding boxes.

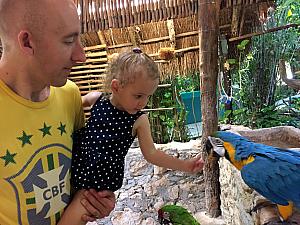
[0,80,84,225]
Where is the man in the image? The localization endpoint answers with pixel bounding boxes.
[0,0,115,224]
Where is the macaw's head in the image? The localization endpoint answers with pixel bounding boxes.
[209,131,254,170]
[208,131,243,158]
[214,131,245,142]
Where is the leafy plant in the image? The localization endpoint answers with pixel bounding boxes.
[222,0,300,129]
[147,74,200,144]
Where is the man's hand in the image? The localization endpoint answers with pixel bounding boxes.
[80,189,116,222]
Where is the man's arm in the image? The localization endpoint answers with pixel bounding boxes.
[82,91,102,108]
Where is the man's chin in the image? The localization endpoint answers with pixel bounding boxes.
[51,79,68,87]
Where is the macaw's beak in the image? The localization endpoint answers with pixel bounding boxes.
[207,136,225,157]
[205,137,214,153]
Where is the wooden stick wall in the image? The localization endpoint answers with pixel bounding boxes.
[69,44,108,96]
[74,0,268,33]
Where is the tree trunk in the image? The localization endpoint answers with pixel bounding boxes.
[199,0,221,218]
[279,59,300,90]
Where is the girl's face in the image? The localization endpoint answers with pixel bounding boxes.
[111,73,159,114]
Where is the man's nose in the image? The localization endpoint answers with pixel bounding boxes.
[72,40,86,63]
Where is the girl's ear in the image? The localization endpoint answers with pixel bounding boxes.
[111,79,120,93]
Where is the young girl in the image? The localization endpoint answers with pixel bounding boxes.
[59,48,204,224]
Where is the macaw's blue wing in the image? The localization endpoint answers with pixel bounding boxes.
[241,150,300,208]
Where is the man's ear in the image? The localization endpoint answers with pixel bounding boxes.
[111,79,120,93]
[17,31,34,55]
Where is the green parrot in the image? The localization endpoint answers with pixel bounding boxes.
[158,204,200,225]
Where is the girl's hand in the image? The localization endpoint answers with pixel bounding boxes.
[187,155,204,173]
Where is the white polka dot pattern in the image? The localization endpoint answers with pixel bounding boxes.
[71,97,143,191]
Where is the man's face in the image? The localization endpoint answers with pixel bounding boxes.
[32,0,86,87]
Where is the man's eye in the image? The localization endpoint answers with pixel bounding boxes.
[65,38,75,44]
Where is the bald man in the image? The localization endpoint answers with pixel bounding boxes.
[0,0,115,224]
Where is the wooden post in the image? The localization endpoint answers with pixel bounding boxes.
[167,19,176,48]
[80,0,84,33]
[199,0,221,218]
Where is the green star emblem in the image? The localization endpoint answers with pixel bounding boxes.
[57,122,66,136]
[1,150,17,166]
[39,122,52,137]
[17,131,33,147]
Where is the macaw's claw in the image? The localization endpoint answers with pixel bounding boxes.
[250,201,276,214]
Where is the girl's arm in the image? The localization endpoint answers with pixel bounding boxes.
[134,114,204,173]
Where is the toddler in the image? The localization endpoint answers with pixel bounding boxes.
[59,48,204,224]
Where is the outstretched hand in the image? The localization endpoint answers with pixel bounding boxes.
[188,155,204,173]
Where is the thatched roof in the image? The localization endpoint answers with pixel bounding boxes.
[0,0,273,56]
[74,0,273,34]
[75,0,275,79]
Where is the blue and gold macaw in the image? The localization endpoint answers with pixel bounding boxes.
[209,131,300,221]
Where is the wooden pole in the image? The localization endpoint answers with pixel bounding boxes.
[199,0,221,217]
[229,23,300,42]
[80,0,84,33]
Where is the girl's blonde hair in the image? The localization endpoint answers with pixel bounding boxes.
[105,48,160,91]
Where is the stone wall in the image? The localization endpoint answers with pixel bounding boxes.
[88,126,300,225]
[219,157,259,225]
[90,140,206,225]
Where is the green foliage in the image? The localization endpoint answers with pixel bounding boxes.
[237,40,250,51]
[293,98,300,111]
[148,74,200,144]
[175,73,200,93]
[230,105,298,128]
[223,0,300,129]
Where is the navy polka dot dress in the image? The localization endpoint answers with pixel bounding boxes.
[71,97,144,192]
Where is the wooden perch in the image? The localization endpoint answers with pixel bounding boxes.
[279,59,300,90]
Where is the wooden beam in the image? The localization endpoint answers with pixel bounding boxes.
[128,26,142,47]
[97,30,107,45]
[199,0,221,218]
[84,44,107,51]
[142,107,174,112]
[229,23,300,42]
[167,19,176,48]
[107,42,133,49]
[279,59,300,90]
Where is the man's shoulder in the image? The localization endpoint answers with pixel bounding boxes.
[64,79,79,90]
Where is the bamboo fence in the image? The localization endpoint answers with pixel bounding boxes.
[69,44,108,118]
